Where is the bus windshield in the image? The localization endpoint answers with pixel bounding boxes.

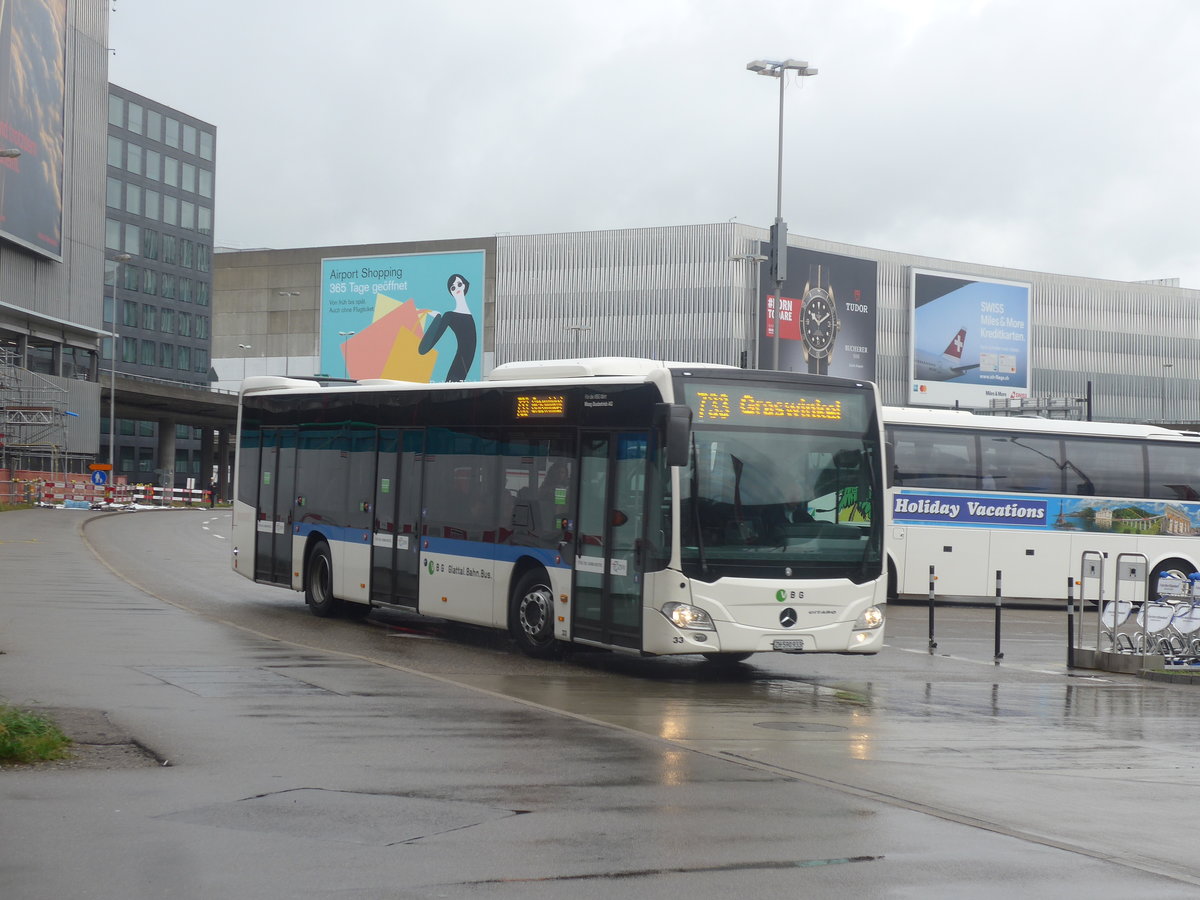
[677,379,881,582]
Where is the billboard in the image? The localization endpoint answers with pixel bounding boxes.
[320,250,486,382]
[756,245,878,380]
[0,0,66,260]
[909,270,1031,409]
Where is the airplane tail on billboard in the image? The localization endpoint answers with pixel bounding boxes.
[943,328,967,360]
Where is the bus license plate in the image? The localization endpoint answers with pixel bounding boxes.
[773,638,806,653]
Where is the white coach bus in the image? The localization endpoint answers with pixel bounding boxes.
[885,406,1200,604]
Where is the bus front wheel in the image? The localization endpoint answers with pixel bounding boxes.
[305,541,340,618]
[510,569,560,659]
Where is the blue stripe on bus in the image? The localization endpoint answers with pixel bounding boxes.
[291,522,568,569]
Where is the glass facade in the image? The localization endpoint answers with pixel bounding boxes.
[106,84,217,484]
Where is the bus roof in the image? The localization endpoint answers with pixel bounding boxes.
[883,405,1200,441]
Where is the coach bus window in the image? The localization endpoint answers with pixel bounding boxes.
[1147,443,1200,501]
[889,427,979,490]
[985,434,1063,494]
[1060,438,1146,498]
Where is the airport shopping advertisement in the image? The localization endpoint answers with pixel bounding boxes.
[320,251,486,383]
[909,269,1031,409]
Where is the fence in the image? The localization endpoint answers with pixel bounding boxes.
[35,479,211,507]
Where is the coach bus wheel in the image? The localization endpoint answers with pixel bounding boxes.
[305,541,340,618]
[510,569,560,659]
[702,652,753,664]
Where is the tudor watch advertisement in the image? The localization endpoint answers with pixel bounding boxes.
[756,246,878,379]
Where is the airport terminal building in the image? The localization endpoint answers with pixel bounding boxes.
[214,222,1200,426]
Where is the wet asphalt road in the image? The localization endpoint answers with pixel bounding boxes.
[2,507,1200,898]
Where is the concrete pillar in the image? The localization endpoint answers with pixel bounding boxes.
[199,427,215,500]
[157,416,176,493]
[216,428,231,501]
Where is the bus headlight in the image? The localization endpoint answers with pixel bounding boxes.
[661,602,716,631]
[853,605,884,631]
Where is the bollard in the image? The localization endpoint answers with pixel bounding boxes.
[1066,576,1075,669]
[994,569,1004,663]
[928,565,937,654]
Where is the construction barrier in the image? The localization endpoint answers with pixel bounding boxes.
[37,480,211,507]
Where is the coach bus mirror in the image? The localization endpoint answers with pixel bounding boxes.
[657,403,692,468]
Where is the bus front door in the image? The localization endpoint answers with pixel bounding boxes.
[572,432,648,649]
[254,427,296,586]
[371,428,424,609]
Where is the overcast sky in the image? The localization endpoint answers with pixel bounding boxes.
[108,0,1200,288]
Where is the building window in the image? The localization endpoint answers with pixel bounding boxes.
[141,304,157,330]
[161,234,177,265]
[197,245,210,273]
[161,273,177,300]
[182,123,197,155]
[159,343,174,368]
[177,346,191,371]
[196,315,209,339]
[181,239,194,268]
[123,300,139,327]
[122,264,139,291]
[142,269,158,295]
[105,218,121,250]
[145,148,160,181]
[138,420,155,438]
[162,195,178,227]
[126,143,142,176]
[121,336,138,363]
[127,102,144,135]
[146,109,162,142]
[181,162,195,193]
[160,308,175,334]
[165,117,180,148]
[103,297,114,325]
[145,189,160,221]
[107,136,123,167]
[196,282,209,307]
[123,223,140,256]
[106,177,122,209]
[163,156,179,187]
[141,227,159,259]
[140,340,156,366]
[125,183,142,215]
[199,131,214,160]
[194,348,209,374]
[108,94,123,127]
[197,206,212,235]
[178,312,192,337]
[198,169,213,198]
[179,277,193,303]
[180,201,195,231]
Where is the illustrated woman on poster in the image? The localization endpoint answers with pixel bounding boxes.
[418,273,477,382]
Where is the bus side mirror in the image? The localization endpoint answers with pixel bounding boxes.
[657,403,692,468]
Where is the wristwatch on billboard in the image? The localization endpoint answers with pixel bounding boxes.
[800,263,839,375]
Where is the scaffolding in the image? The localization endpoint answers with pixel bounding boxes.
[0,347,70,477]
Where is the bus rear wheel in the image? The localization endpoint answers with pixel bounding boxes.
[1151,558,1197,603]
[510,569,560,659]
[305,541,340,618]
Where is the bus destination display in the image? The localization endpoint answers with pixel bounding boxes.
[684,382,863,430]
[515,394,567,418]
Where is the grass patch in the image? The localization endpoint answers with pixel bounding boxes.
[0,705,71,763]
[0,502,34,513]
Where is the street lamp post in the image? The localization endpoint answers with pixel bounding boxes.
[277,290,300,376]
[746,58,817,370]
[730,253,768,368]
[108,252,133,471]
[565,325,591,358]
[238,343,252,382]
[1162,363,1174,422]
[337,332,356,378]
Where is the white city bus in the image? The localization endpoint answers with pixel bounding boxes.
[231,358,886,661]
[885,405,1200,604]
